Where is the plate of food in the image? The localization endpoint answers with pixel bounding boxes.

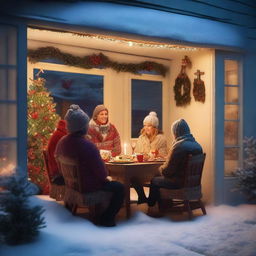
[109,160,135,164]
[109,155,135,164]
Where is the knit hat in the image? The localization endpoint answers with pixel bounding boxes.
[64,104,89,133]
[92,104,108,120]
[143,111,159,128]
[171,119,190,138]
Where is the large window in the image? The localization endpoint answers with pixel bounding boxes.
[33,69,104,118]
[0,25,17,171]
[224,59,241,176]
[131,79,162,138]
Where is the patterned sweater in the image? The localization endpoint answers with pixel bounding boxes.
[135,133,168,157]
[87,120,121,157]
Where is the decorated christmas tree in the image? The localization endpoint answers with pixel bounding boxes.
[233,137,256,200]
[27,75,60,194]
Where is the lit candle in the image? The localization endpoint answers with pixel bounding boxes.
[124,143,127,155]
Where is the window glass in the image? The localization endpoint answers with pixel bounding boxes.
[7,27,17,65]
[131,79,162,138]
[224,147,239,176]
[225,105,239,120]
[0,69,7,100]
[0,26,7,65]
[33,69,104,118]
[0,140,17,169]
[224,60,238,85]
[224,121,239,146]
[0,103,17,138]
[8,69,17,100]
[0,69,17,101]
[225,86,239,103]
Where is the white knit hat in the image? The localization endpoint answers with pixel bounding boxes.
[143,111,159,128]
[171,119,190,138]
[64,104,89,133]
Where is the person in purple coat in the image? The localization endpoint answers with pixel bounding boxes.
[55,104,124,227]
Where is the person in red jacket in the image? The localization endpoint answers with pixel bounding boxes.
[87,105,121,157]
[47,119,67,184]
[55,104,124,227]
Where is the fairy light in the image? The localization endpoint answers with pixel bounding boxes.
[0,163,15,175]
[29,28,199,51]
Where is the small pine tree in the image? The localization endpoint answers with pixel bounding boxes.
[27,77,60,194]
[0,174,46,245]
[233,137,256,200]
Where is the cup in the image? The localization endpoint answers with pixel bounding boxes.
[100,150,111,162]
[136,154,144,162]
[151,149,159,158]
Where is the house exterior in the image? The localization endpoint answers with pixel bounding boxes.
[0,0,256,205]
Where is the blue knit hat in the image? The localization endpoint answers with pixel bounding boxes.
[171,119,190,138]
[65,104,89,133]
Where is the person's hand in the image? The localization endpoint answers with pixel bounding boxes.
[106,176,112,181]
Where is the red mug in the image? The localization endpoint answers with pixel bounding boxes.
[136,154,144,162]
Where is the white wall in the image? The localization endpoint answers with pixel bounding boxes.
[167,50,215,202]
[28,39,215,203]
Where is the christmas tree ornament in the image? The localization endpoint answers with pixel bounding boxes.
[193,69,206,103]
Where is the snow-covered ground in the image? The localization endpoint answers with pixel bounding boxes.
[1,195,256,256]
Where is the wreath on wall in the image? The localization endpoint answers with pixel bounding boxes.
[174,73,191,106]
[28,46,168,76]
[173,56,192,107]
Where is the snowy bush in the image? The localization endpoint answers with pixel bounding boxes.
[0,172,46,245]
[233,137,256,200]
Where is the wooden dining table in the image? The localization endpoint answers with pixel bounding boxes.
[106,161,164,218]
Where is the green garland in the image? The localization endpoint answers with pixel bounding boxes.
[173,73,191,106]
[28,47,167,76]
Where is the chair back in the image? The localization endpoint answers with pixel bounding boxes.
[183,153,206,188]
[56,155,84,193]
[43,150,52,183]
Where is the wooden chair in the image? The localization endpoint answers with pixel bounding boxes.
[42,150,65,201]
[159,153,207,219]
[55,154,112,222]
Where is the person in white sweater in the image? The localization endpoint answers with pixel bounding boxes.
[132,111,168,204]
[135,111,168,159]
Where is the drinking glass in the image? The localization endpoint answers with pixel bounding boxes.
[131,141,136,155]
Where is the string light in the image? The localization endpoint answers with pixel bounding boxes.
[29,28,199,51]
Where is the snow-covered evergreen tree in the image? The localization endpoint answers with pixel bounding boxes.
[0,173,46,245]
[233,137,256,200]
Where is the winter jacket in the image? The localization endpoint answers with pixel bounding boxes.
[87,119,121,157]
[55,133,108,192]
[160,134,203,187]
[135,133,168,157]
[47,120,67,180]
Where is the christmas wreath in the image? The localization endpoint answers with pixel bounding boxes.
[174,73,191,106]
